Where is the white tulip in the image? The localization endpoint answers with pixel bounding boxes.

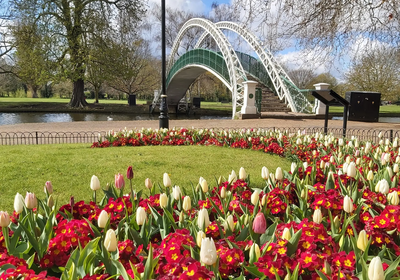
[239,167,246,180]
[368,256,384,280]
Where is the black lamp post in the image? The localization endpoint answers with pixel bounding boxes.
[159,0,169,129]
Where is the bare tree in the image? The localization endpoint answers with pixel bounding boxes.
[274,0,400,59]
[345,46,400,101]
[287,69,316,89]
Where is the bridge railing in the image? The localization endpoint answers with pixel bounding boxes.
[167,49,230,86]
[1,128,399,145]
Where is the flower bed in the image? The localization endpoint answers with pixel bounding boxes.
[1,128,400,280]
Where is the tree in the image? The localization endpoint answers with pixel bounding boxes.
[345,46,400,101]
[12,22,51,98]
[11,0,145,107]
[273,0,400,59]
[287,69,316,89]
[105,40,160,97]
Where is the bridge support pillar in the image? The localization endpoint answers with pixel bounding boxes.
[241,81,259,119]
[313,83,330,115]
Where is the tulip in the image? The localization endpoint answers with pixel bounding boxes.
[394,163,399,173]
[136,207,147,226]
[98,210,109,228]
[394,138,398,148]
[282,227,291,240]
[249,243,260,263]
[313,208,322,224]
[198,208,210,230]
[378,179,389,194]
[225,215,234,231]
[275,167,283,181]
[388,191,399,205]
[261,166,269,180]
[239,167,246,180]
[220,187,227,199]
[347,162,356,178]
[163,173,171,188]
[172,185,181,200]
[196,230,206,247]
[114,173,125,190]
[343,195,354,213]
[14,193,24,214]
[251,189,261,206]
[90,175,101,191]
[252,212,267,234]
[357,230,368,251]
[25,192,37,210]
[303,161,308,169]
[104,229,117,252]
[201,179,208,193]
[159,193,168,208]
[200,237,217,265]
[342,162,348,173]
[320,160,325,170]
[179,211,184,223]
[0,211,10,228]
[346,156,351,164]
[44,181,53,194]
[338,138,344,146]
[261,195,267,206]
[47,195,54,209]
[333,216,340,230]
[387,166,393,178]
[367,170,374,181]
[126,166,134,180]
[228,170,237,184]
[291,162,297,173]
[384,152,391,163]
[182,196,191,211]
[368,256,384,280]
[145,178,153,189]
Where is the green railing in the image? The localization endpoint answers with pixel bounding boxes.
[235,51,274,89]
[167,49,230,86]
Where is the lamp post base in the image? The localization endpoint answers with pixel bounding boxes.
[159,94,169,129]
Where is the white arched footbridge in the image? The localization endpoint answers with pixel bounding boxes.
[151,18,313,118]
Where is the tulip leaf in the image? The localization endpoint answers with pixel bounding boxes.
[18,217,41,259]
[111,259,133,280]
[384,255,400,280]
[83,217,102,237]
[143,244,153,280]
[148,205,162,226]
[260,222,277,245]
[291,263,300,280]
[61,248,79,280]
[235,225,249,242]
[129,261,142,280]
[129,228,145,247]
[38,211,55,258]
[207,196,224,218]
[233,274,246,280]
[315,269,329,280]
[77,237,100,276]
[0,264,16,275]
[286,229,302,257]
[244,264,265,278]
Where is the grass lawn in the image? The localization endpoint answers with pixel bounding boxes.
[0,144,290,213]
[329,105,400,114]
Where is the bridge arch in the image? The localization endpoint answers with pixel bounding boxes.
[165,18,248,117]
[195,21,312,113]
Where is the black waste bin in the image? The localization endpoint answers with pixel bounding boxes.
[192,97,201,108]
[128,95,136,106]
[345,91,381,122]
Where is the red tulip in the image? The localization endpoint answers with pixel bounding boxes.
[127,166,134,180]
[253,212,267,234]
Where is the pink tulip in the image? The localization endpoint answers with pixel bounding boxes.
[25,192,37,210]
[115,173,125,190]
[44,181,53,194]
[253,212,267,234]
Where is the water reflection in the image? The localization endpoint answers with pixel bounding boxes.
[0,112,230,126]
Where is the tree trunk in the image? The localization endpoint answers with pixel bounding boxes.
[27,85,39,98]
[69,78,88,107]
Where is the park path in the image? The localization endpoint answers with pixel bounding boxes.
[0,114,400,133]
